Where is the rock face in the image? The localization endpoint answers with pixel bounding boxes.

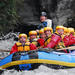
[16,0,57,28]
[0,0,75,34]
[56,0,75,28]
[16,0,75,28]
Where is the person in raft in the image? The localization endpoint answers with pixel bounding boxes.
[37,28,46,48]
[45,26,70,53]
[44,27,53,47]
[29,30,38,47]
[68,28,75,46]
[63,27,75,47]
[10,33,37,54]
[36,11,53,33]
[37,12,52,29]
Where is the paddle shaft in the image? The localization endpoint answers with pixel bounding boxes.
[57,46,75,51]
[0,46,75,52]
[0,49,10,52]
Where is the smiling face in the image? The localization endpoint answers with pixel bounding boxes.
[40,16,46,22]
[19,36,26,43]
[45,30,52,37]
[30,34,37,40]
[57,29,64,35]
[40,33,46,39]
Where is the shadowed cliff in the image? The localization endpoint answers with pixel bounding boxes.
[0,0,75,35]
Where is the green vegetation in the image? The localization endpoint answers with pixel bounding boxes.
[0,0,18,34]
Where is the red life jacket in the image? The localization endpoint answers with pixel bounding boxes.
[69,34,75,45]
[37,38,45,46]
[46,33,61,48]
[63,35,69,46]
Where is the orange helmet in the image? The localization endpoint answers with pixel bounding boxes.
[39,29,44,34]
[56,26,64,30]
[44,27,53,33]
[29,30,37,36]
[19,34,27,39]
[68,28,74,33]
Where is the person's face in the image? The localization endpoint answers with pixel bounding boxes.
[19,37,26,43]
[40,33,46,39]
[57,29,64,35]
[30,35,37,40]
[45,30,51,37]
[40,16,46,22]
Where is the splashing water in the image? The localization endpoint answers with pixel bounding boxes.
[1,65,75,75]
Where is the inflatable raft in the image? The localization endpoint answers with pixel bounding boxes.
[0,49,75,70]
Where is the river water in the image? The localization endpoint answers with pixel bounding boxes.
[0,38,75,75]
[1,65,75,75]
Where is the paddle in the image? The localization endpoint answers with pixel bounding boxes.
[0,49,10,52]
[57,46,75,51]
[0,46,75,52]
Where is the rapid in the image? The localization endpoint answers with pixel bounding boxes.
[2,65,75,75]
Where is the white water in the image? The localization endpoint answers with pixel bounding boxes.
[1,65,75,75]
[0,38,75,75]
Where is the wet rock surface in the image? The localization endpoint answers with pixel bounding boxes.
[0,0,75,35]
